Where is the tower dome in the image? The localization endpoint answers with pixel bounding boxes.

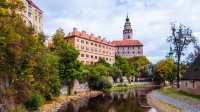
[123,15,133,40]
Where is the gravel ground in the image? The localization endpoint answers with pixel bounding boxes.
[151,91,200,112]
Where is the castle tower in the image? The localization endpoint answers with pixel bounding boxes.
[123,15,133,40]
[166,46,174,60]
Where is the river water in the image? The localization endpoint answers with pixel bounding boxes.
[59,86,159,112]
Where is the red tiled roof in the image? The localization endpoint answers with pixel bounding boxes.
[111,39,143,46]
[65,28,114,47]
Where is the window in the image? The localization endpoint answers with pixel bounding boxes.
[86,54,89,58]
[81,46,84,49]
[91,55,93,58]
[91,48,94,52]
[81,54,84,57]
[81,40,84,43]
[91,42,93,45]
[35,16,37,21]
[95,44,97,47]
[86,41,89,44]
[77,39,79,42]
[28,5,32,17]
[95,56,98,59]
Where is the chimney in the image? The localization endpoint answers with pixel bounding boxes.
[73,27,77,32]
[98,36,101,39]
[82,30,86,34]
[91,33,94,37]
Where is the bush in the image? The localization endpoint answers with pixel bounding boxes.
[24,94,45,110]
[10,105,27,112]
[88,76,112,90]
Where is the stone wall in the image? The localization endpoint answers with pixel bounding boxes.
[72,80,89,94]
[60,80,90,96]
[180,80,200,95]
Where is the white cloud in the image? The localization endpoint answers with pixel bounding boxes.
[33,0,200,63]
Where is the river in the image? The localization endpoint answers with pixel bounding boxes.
[58,86,159,112]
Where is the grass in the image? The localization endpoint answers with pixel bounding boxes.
[157,87,200,100]
[157,98,182,111]
[105,83,153,92]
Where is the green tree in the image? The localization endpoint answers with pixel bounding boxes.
[52,28,85,95]
[115,56,132,79]
[108,66,122,82]
[52,28,65,49]
[94,64,108,76]
[128,56,150,77]
[155,59,176,85]
[167,23,197,88]
[96,58,110,67]
[0,9,61,111]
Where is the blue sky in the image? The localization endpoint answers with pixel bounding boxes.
[33,0,200,63]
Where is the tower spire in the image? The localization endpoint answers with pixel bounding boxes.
[126,13,129,21]
[123,15,133,40]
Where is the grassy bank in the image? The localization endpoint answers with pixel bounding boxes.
[147,93,182,112]
[157,87,200,101]
[105,83,154,92]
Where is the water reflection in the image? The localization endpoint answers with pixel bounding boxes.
[59,87,158,112]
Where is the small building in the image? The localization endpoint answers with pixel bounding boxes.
[111,16,143,58]
[65,28,115,65]
[180,54,200,95]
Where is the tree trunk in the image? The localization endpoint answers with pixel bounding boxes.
[177,56,180,88]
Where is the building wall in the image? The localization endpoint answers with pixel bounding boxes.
[14,0,43,33]
[65,28,115,65]
[180,80,200,95]
[115,46,143,58]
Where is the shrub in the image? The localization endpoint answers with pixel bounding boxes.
[24,94,45,110]
[10,105,27,112]
[88,76,112,90]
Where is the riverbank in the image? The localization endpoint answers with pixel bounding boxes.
[108,82,159,92]
[147,87,200,112]
[38,91,102,112]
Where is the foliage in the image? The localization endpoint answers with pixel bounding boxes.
[24,94,45,110]
[95,58,110,67]
[167,23,197,88]
[128,56,150,77]
[115,56,132,77]
[88,74,112,90]
[10,105,27,112]
[155,59,176,84]
[0,0,24,17]
[108,66,122,82]
[0,2,61,110]
[51,28,87,95]
[94,64,109,76]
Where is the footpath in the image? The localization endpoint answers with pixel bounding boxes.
[148,91,200,112]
